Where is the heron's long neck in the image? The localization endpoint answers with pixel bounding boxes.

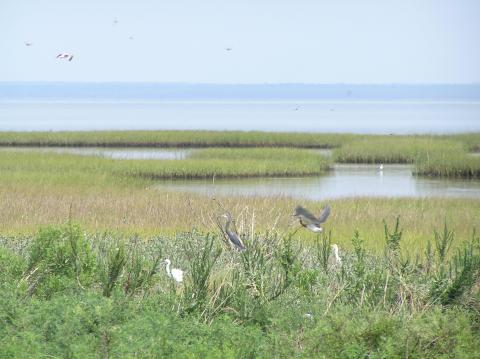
[333,248,340,261]
[225,218,231,232]
[165,262,172,277]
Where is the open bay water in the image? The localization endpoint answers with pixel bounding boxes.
[1,82,479,133]
[155,164,480,201]
[1,99,480,133]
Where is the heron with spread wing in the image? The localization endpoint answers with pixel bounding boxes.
[293,205,331,233]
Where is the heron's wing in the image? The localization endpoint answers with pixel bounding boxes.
[305,223,323,232]
[226,229,245,251]
[316,205,331,224]
[294,206,318,223]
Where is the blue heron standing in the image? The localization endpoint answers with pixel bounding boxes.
[220,213,246,251]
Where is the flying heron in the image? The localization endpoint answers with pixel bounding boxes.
[56,53,74,61]
[24,42,33,46]
[163,259,184,282]
[293,205,331,233]
[220,213,246,251]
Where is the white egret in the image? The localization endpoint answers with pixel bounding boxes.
[331,244,342,265]
[163,259,184,282]
[293,205,331,233]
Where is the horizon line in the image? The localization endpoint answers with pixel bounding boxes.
[1,81,480,86]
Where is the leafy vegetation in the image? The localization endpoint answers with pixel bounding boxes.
[1,220,479,357]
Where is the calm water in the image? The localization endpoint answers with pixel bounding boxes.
[3,146,479,199]
[0,147,192,160]
[1,100,480,133]
[155,164,480,200]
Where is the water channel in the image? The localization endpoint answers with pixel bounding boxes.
[4,147,480,200]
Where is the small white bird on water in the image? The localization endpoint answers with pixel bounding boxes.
[163,259,184,282]
[378,163,384,171]
[331,244,342,265]
[56,53,74,61]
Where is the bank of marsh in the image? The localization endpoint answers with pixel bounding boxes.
[2,131,480,180]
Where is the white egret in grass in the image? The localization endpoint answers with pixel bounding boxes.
[56,53,74,61]
[164,259,184,282]
[293,205,331,233]
[331,244,342,265]
[220,213,246,251]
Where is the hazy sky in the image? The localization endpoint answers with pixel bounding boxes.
[1,0,479,83]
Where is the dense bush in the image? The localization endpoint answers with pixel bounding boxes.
[1,220,479,357]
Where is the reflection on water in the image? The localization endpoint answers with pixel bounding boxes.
[155,164,480,200]
[0,147,193,160]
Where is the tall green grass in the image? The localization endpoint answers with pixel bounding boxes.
[1,221,479,357]
[415,150,480,178]
[333,137,464,164]
[333,136,480,178]
[0,147,330,185]
[1,131,479,151]
[0,130,354,148]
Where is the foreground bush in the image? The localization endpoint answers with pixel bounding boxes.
[1,220,479,357]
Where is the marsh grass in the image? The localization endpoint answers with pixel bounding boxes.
[1,220,480,357]
[0,147,330,185]
[333,136,480,178]
[414,149,480,178]
[1,179,479,254]
[333,137,464,164]
[0,130,353,148]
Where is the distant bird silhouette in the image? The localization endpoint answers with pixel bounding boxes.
[113,17,118,25]
[220,213,246,251]
[24,42,33,47]
[56,53,74,61]
[294,205,331,233]
[225,48,232,51]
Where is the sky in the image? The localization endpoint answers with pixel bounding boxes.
[1,0,479,83]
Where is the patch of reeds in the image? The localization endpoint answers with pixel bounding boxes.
[414,150,480,178]
[333,137,464,164]
[0,130,354,148]
[0,147,330,184]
